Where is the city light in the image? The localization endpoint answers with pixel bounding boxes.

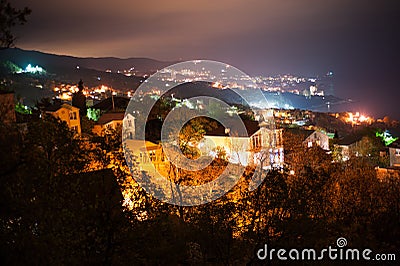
[342,112,374,126]
[24,64,45,74]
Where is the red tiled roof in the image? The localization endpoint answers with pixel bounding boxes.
[205,119,260,137]
[97,112,125,125]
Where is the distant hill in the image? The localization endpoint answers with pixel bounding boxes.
[161,81,353,113]
[0,48,177,104]
[0,48,353,113]
[0,48,177,75]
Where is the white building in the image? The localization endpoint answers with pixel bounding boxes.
[123,113,136,140]
[201,112,284,169]
[303,130,330,151]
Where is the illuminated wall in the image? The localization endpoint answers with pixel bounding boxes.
[47,104,81,134]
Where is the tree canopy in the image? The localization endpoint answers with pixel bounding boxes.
[0,0,31,48]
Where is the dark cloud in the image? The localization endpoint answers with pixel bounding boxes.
[12,0,400,119]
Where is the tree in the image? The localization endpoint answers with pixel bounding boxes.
[0,0,31,48]
[0,114,152,264]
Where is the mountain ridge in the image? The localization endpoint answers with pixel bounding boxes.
[0,47,177,74]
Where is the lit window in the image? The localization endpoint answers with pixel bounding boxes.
[70,111,77,120]
[396,149,400,156]
[149,151,156,161]
[308,141,312,148]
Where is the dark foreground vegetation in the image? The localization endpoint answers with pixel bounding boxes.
[1,117,399,265]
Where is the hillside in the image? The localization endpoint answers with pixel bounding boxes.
[0,48,176,75]
[0,48,353,113]
[0,48,178,104]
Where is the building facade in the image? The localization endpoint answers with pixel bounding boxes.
[389,140,400,167]
[45,103,81,134]
[92,112,124,136]
[303,130,330,151]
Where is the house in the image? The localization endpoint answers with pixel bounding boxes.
[45,103,81,134]
[303,130,330,151]
[92,112,124,135]
[92,112,135,140]
[335,135,363,161]
[124,139,166,172]
[285,128,330,151]
[388,139,400,167]
[334,134,386,162]
[123,113,135,140]
[91,96,130,113]
[201,115,284,169]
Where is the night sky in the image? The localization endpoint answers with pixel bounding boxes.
[13,0,400,119]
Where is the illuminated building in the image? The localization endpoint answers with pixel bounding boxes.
[388,140,400,168]
[123,113,135,140]
[92,112,124,136]
[201,112,284,169]
[16,64,46,74]
[45,103,81,134]
[303,130,330,150]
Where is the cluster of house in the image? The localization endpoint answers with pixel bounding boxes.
[41,97,135,141]
[2,88,399,177]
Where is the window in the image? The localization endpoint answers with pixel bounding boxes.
[71,126,78,132]
[396,149,400,156]
[70,111,77,120]
[251,134,261,149]
[149,151,156,161]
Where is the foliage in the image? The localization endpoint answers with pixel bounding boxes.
[1,60,22,73]
[376,130,398,146]
[1,114,399,264]
[15,101,31,114]
[87,107,101,121]
[0,0,31,48]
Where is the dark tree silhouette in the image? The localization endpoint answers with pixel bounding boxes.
[0,0,31,48]
[72,79,87,116]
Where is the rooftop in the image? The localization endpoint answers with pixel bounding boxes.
[97,112,125,125]
[388,139,400,149]
[205,119,260,137]
[92,96,129,112]
[44,103,79,112]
